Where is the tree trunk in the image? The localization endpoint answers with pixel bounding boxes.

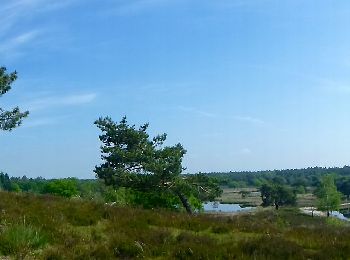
[327,210,330,217]
[176,191,193,214]
[275,202,279,210]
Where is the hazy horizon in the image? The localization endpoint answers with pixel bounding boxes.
[1,0,350,178]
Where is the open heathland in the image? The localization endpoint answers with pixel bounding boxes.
[0,192,348,259]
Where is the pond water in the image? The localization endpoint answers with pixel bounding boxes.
[330,211,349,221]
[204,203,349,221]
[203,202,255,213]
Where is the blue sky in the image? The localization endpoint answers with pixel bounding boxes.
[1,0,350,178]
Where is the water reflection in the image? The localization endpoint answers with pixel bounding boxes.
[203,202,255,213]
[330,211,348,220]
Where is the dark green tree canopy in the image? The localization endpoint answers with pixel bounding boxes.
[0,67,29,130]
[337,177,350,199]
[260,183,296,209]
[94,116,222,213]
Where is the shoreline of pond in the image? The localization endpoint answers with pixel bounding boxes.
[203,202,349,221]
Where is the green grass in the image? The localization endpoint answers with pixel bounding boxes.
[219,187,262,206]
[0,223,47,258]
[0,192,348,259]
[219,187,318,207]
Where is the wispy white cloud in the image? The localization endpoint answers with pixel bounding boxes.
[138,81,197,93]
[234,115,265,125]
[246,64,350,96]
[35,0,80,12]
[23,117,60,128]
[200,132,223,138]
[23,93,97,111]
[0,0,79,58]
[59,93,97,105]
[240,148,252,155]
[105,0,182,16]
[106,0,269,16]
[177,106,265,126]
[0,0,77,33]
[1,0,78,13]
[210,0,273,8]
[118,0,166,14]
[177,106,217,118]
[0,30,41,56]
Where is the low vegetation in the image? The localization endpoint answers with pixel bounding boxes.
[0,192,347,259]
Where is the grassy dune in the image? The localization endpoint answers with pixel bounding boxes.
[0,192,349,259]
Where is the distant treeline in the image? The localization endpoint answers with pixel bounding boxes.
[0,173,117,202]
[2,165,350,202]
[0,173,206,210]
[204,166,350,195]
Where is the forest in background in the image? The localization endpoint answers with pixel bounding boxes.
[206,166,350,197]
[0,165,349,209]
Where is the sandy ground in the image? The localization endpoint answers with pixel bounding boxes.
[300,207,349,221]
[300,207,327,217]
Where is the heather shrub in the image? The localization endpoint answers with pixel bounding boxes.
[240,235,306,259]
[0,192,348,259]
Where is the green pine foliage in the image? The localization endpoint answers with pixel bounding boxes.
[0,67,29,131]
[94,116,222,213]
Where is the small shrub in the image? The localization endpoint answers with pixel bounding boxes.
[42,247,64,260]
[0,224,47,257]
[173,233,218,259]
[176,232,214,245]
[315,242,350,259]
[211,224,231,234]
[113,240,144,258]
[174,246,194,259]
[326,217,346,227]
[240,235,306,259]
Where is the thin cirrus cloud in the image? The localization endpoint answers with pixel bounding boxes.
[0,0,78,33]
[233,115,265,125]
[108,0,265,16]
[106,0,183,16]
[1,0,78,15]
[177,106,217,118]
[209,0,272,9]
[0,0,79,58]
[23,117,62,128]
[0,30,40,55]
[23,93,97,111]
[177,106,265,125]
[240,148,252,155]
